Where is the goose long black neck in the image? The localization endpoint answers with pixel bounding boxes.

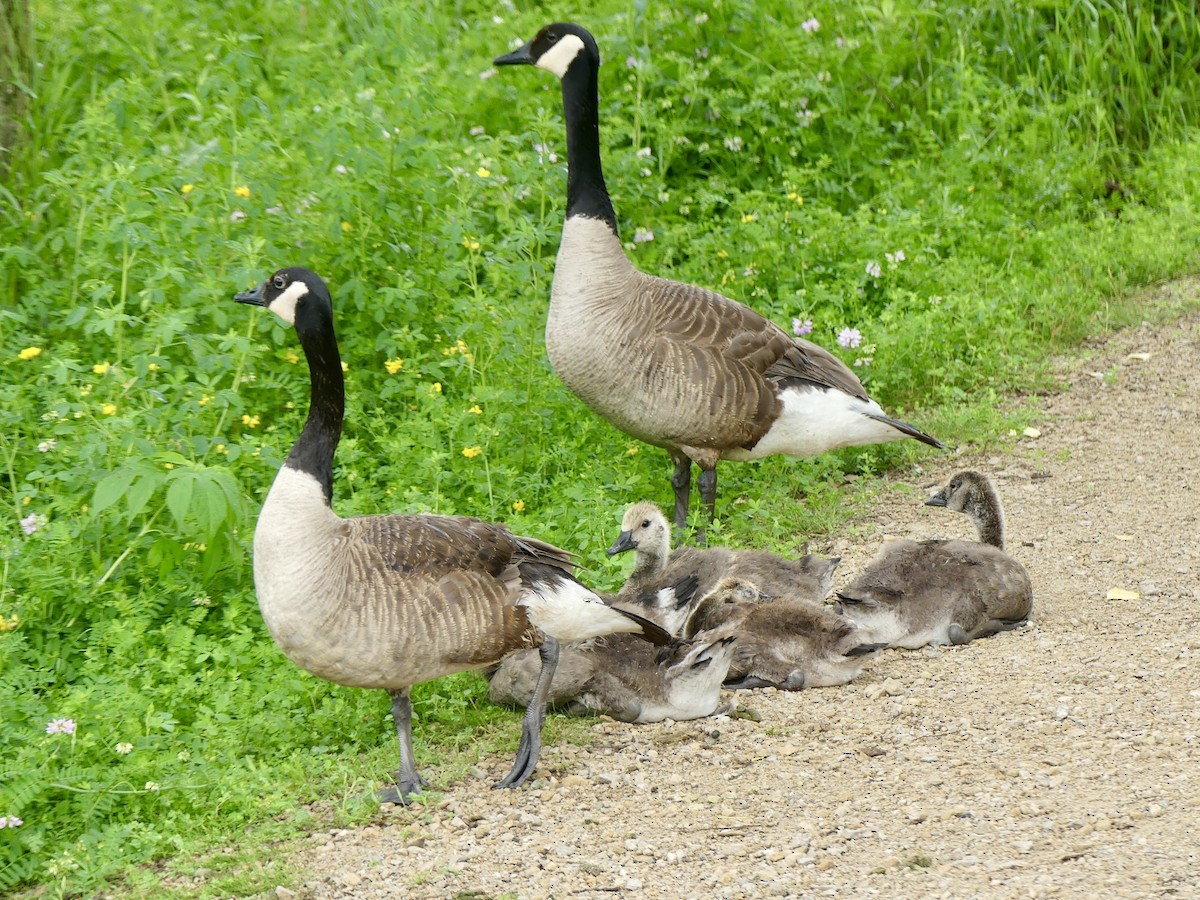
[288,315,344,505]
[561,58,618,236]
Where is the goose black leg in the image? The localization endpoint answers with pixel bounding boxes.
[696,464,718,545]
[378,688,428,804]
[669,451,692,532]
[495,635,560,789]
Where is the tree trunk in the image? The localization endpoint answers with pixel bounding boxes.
[1,0,34,182]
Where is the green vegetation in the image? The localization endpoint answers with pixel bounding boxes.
[2,0,1199,893]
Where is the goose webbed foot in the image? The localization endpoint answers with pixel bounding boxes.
[376,770,428,805]
[948,624,972,645]
[723,674,779,691]
[493,635,559,790]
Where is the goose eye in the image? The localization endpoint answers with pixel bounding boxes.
[641,519,651,528]
[272,274,287,290]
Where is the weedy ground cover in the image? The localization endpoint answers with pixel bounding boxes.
[2,0,1199,894]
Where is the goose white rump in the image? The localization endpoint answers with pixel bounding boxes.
[721,386,911,462]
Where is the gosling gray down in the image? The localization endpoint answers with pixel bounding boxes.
[835,470,1033,648]
[608,500,839,636]
[235,267,668,803]
[488,632,738,723]
[495,23,942,530]
[688,584,885,690]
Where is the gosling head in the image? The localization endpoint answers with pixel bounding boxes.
[494,22,599,80]
[925,470,1005,548]
[607,501,671,559]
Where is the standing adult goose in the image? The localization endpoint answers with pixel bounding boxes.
[835,470,1033,648]
[235,266,668,802]
[494,23,943,529]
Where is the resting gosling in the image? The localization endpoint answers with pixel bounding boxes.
[488,632,738,723]
[608,500,838,635]
[692,595,885,690]
[495,23,942,529]
[835,470,1033,648]
[235,267,667,802]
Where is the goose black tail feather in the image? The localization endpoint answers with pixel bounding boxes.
[863,412,944,449]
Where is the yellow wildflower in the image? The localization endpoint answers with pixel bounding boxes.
[18,347,41,360]
[242,414,260,428]
[80,384,93,397]
[284,351,299,364]
[341,362,349,373]
[199,395,212,406]
[716,249,728,259]
[384,358,404,374]
[21,496,30,505]
[235,185,251,198]
[432,382,442,394]
[181,184,195,195]
[214,444,227,455]
[786,191,804,205]
[476,167,491,178]
[148,363,160,371]
[462,446,482,459]
[740,213,757,224]
[101,403,116,415]
[341,221,352,233]
[512,499,525,513]
[626,445,639,455]
[462,237,481,252]
[93,362,111,375]
[468,405,482,415]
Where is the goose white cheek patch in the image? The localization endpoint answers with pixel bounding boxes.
[269,280,310,326]
[536,34,586,78]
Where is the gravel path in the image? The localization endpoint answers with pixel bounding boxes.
[280,288,1200,899]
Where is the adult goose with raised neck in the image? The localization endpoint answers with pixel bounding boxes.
[495,23,942,531]
[235,266,668,802]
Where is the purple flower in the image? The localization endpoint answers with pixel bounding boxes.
[46,718,76,735]
[801,17,820,33]
[633,228,655,244]
[20,513,45,535]
[792,317,813,337]
[837,327,863,349]
[865,261,882,279]
[0,817,24,829]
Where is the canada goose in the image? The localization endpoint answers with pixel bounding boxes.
[234,266,668,802]
[608,501,839,635]
[835,470,1033,648]
[494,24,942,530]
[692,597,885,690]
[488,632,738,723]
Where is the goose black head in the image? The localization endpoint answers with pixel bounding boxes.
[235,267,332,332]
[494,22,599,79]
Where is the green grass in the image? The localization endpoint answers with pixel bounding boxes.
[3,0,1200,894]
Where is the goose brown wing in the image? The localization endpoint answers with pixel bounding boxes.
[344,515,549,664]
[636,275,787,446]
[765,337,871,402]
[349,513,576,578]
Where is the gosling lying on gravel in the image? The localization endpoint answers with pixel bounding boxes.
[488,632,738,723]
[835,470,1033,648]
[687,580,885,690]
[609,500,839,636]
